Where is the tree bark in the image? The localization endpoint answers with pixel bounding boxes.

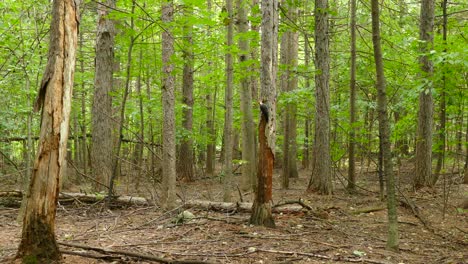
[177,3,195,182]
[302,36,311,170]
[79,31,88,175]
[414,0,435,189]
[17,75,32,223]
[280,0,299,189]
[16,0,80,261]
[238,0,256,192]
[308,0,332,195]
[250,0,260,102]
[464,115,468,184]
[347,0,357,192]
[434,0,447,184]
[161,0,177,209]
[250,104,275,227]
[91,0,115,192]
[223,0,235,202]
[205,0,216,178]
[250,0,278,227]
[134,48,144,190]
[109,0,136,198]
[370,0,399,251]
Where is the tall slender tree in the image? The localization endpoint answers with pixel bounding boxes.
[109,0,136,197]
[250,0,278,227]
[79,31,88,175]
[161,0,177,209]
[414,0,435,189]
[370,0,399,251]
[302,36,311,169]
[280,0,299,189]
[177,2,195,182]
[434,0,448,183]
[205,0,216,178]
[16,0,80,261]
[91,0,115,191]
[347,0,357,192]
[250,0,260,102]
[223,0,235,202]
[308,0,332,194]
[238,0,256,192]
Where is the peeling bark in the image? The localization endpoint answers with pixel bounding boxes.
[16,0,80,262]
[250,0,278,227]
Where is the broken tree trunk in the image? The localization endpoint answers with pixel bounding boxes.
[249,102,275,227]
[16,0,80,262]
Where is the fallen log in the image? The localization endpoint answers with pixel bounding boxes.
[60,192,151,206]
[350,205,386,215]
[184,199,305,213]
[1,191,308,213]
[0,191,151,207]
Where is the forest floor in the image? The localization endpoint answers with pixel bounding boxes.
[0,163,467,264]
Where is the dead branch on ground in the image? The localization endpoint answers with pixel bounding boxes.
[59,241,214,264]
[256,248,390,264]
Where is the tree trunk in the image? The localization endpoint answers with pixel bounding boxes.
[250,107,275,227]
[308,0,332,195]
[280,0,299,189]
[16,0,79,261]
[250,0,260,102]
[73,109,80,167]
[79,31,88,174]
[464,116,468,184]
[414,0,435,189]
[370,0,399,251]
[434,0,447,184]
[302,36,311,170]
[134,48,144,190]
[146,75,157,182]
[250,0,278,227]
[177,3,195,182]
[91,0,115,192]
[238,0,256,192]
[109,1,136,198]
[161,0,177,209]
[206,91,216,177]
[223,0,235,202]
[205,0,216,178]
[347,0,357,192]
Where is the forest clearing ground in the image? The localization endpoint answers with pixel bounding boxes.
[0,166,467,263]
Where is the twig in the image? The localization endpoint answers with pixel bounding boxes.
[67,158,109,190]
[236,185,243,202]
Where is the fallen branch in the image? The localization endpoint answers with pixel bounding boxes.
[397,191,431,230]
[61,249,121,261]
[350,205,386,215]
[398,191,468,247]
[256,248,390,264]
[59,241,214,264]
